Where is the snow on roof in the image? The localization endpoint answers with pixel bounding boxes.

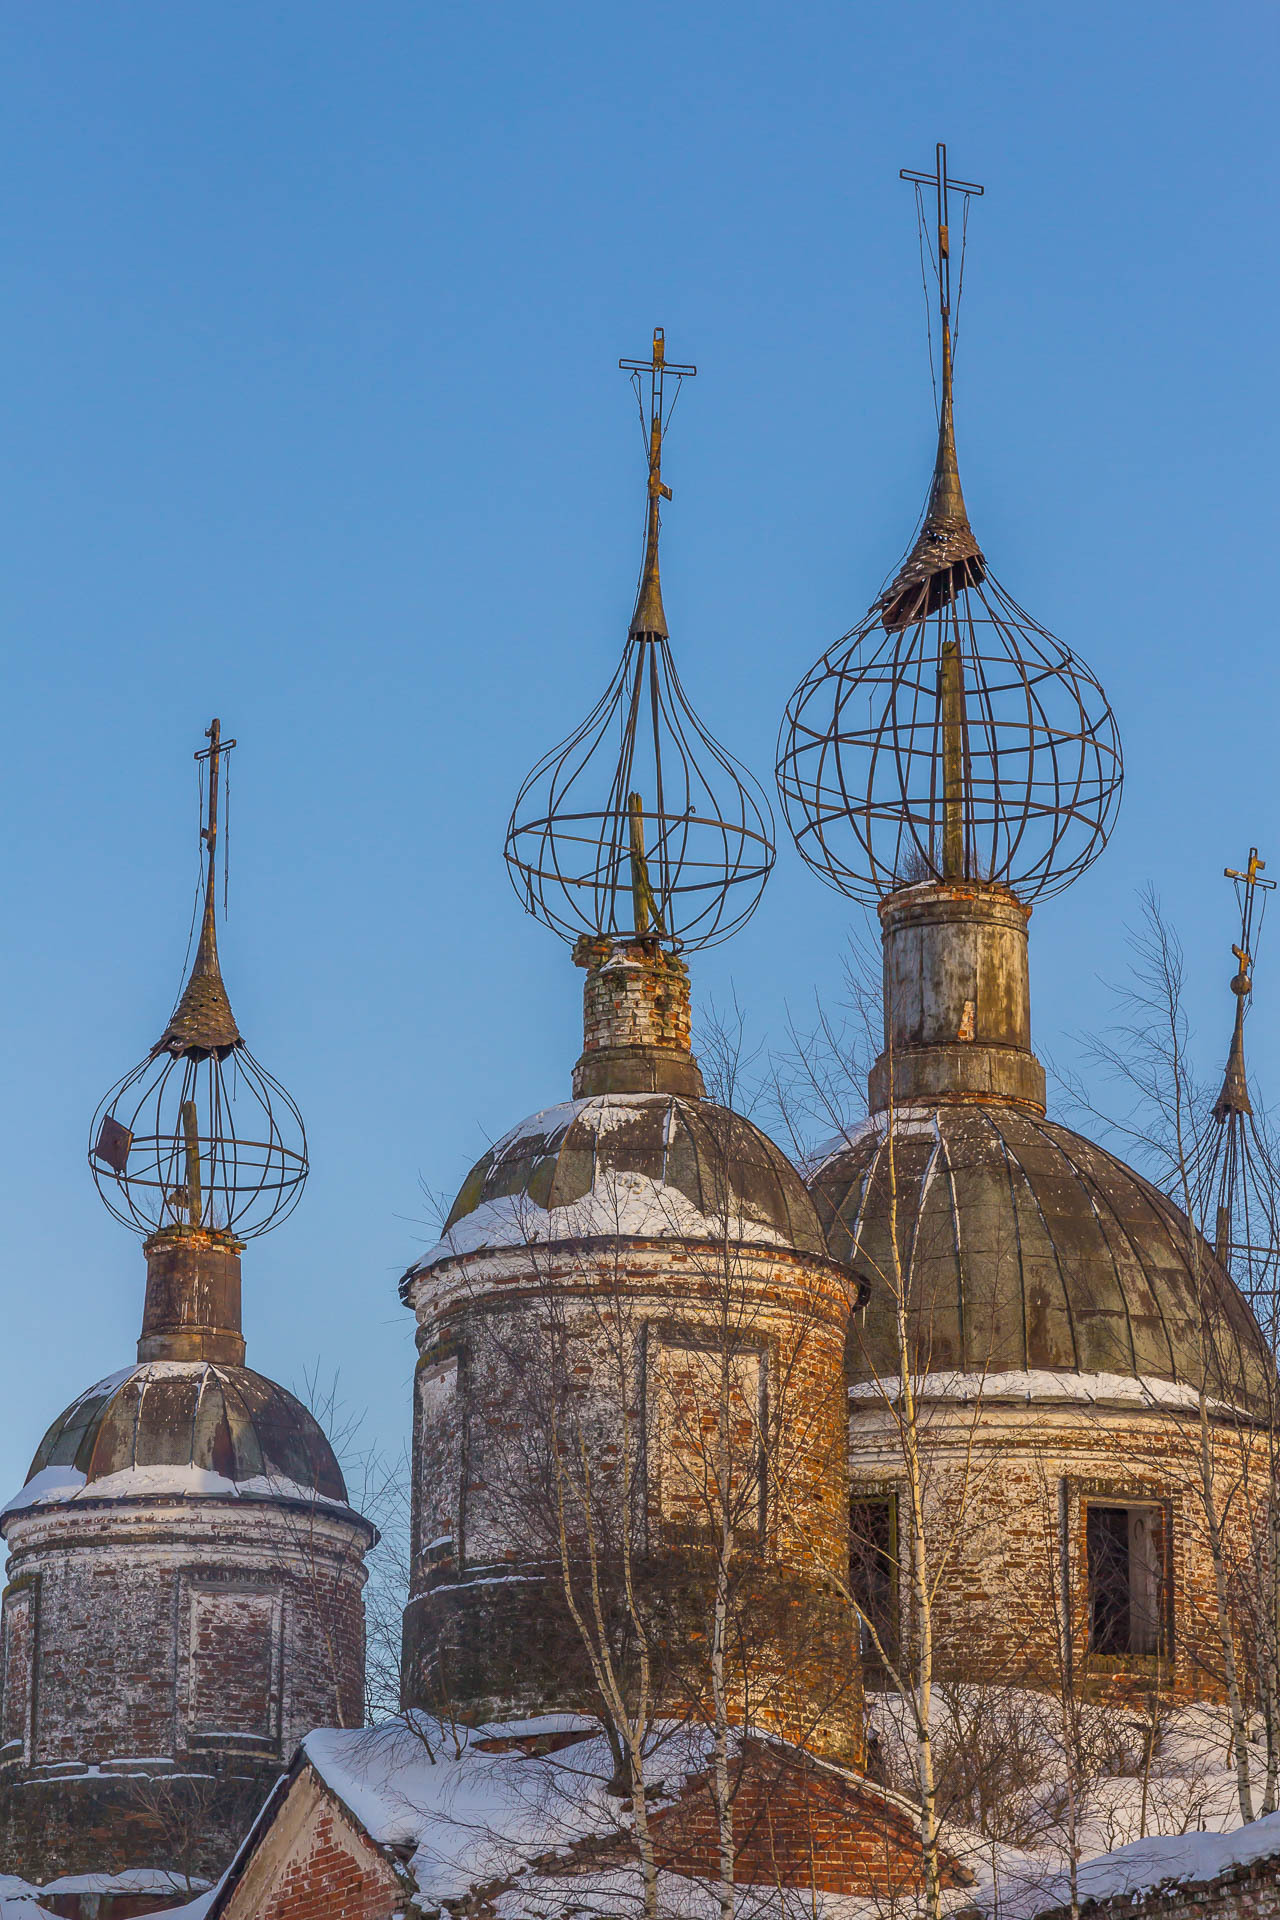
[153,1893,216,1920]
[39,1869,208,1895]
[0,1881,53,1919]
[3,1462,352,1518]
[848,1370,1209,1412]
[807,1109,941,1177]
[484,1094,704,1166]
[1023,1810,1280,1915]
[414,1165,793,1269]
[302,1714,627,1904]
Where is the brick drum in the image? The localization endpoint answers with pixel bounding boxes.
[401,942,866,1765]
[0,1489,370,1882]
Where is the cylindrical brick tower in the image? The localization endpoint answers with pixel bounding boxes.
[0,721,373,1889]
[401,939,864,1760]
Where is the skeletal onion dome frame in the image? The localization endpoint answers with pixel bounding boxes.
[777,570,1123,906]
[505,632,775,949]
[1194,1097,1280,1341]
[89,1040,308,1240]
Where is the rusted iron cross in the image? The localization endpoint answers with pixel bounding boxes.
[1225,847,1275,996]
[900,144,984,329]
[194,716,236,863]
[619,327,696,506]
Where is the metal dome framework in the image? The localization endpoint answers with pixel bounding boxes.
[505,329,775,952]
[91,1041,308,1241]
[777,145,1122,909]
[89,719,308,1242]
[778,568,1123,906]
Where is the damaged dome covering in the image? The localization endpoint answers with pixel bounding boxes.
[8,1362,354,1512]
[405,1092,830,1282]
[812,1105,1273,1404]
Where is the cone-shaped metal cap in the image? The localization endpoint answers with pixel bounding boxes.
[881,387,986,631]
[628,520,669,639]
[1213,998,1253,1122]
[154,877,242,1061]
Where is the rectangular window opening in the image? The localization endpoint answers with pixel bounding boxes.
[850,1494,898,1670]
[1086,1502,1163,1658]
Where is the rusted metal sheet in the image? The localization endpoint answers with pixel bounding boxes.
[433,1093,829,1264]
[813,1104,1271,1401]
[24,1363,350,1505]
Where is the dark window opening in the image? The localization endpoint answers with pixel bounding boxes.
[1087,1503,1163,1657]
[851,1495,898,1667]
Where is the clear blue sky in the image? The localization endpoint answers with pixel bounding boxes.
[1,1,1276,1498]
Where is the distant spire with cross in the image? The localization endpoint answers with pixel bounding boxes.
[1213,847,1276,1123]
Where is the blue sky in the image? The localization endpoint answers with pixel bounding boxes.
[0,1,1276,1496]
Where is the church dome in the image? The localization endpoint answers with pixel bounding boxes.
[8,1361,351,1513]
[411,1092,828,1275]
[811,1104,1271,1402]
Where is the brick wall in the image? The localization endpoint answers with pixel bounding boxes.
[1034,1852,1280,1919]
[215,1767,403,1920]
[404,1236,863,1761]
[848,1389,1258,1701]
[574,937,694,1060]
[0,1497,368,1883]
[649,1737,969,1898]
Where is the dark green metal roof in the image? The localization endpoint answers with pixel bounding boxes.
[813,1105,1271,1401]
[21,1362,350,1504]
[416,1092,827,1278]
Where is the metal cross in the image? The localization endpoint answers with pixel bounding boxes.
[619,328,696,510]
[194,716,236,869]
[900,143,984,333]
[1225,847,1275,997]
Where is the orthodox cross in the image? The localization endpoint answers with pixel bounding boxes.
[901,144,990,359]
[1225,848,1275,1000]
[619,326,697,519]
[194,717,237,902]
[900,144,984,400]
[1212,847,1274,1131]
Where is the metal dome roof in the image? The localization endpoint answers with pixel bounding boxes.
[15,1362,351,1509]
[811,1105,1271,1402]
[410,1093,829,1279]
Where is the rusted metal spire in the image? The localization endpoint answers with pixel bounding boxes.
[620,327,696,640]
[882,145,987,632]
[1213,849,1274,1122]
[155,718,242,1061]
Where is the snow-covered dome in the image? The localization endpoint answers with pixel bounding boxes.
[811,1105,1272,1402]
[5,1360,351,1515]
[409,1092,828,1274]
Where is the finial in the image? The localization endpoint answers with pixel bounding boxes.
[619,327,695,640]
[505,330,774,951]
[155,718,242,1060]
[89,719,308,1242]
[778,149,1122,908]
[1213,849,1275,1122]
[883,145,986,630]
